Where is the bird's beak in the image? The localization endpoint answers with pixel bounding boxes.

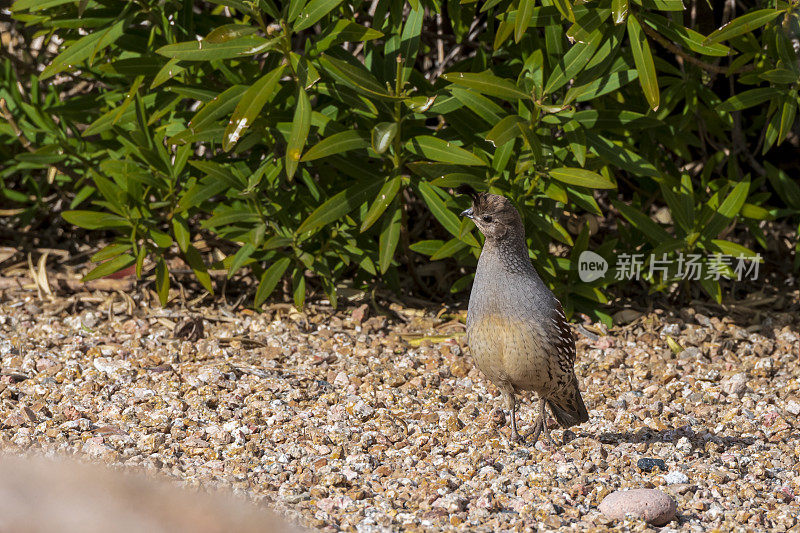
[461,207,474,219]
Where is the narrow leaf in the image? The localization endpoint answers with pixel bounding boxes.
[286,87,311,179]
[302,130,369,161]
[627,16,660,111]
[704,9,781,45]
[254,257,291,307]
[549,168,616,189]
[407,136,486,166]
[223,65,285,151]
[294,0,343,31]
[441,72,529,101]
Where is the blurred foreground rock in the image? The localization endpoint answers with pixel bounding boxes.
[0,454,302,533]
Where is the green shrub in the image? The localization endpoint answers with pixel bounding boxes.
[2,0,799,322]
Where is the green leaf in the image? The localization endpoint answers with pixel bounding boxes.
[91,243,132,263]
[407,136,486,166]
[642,13,730,57]
[710,239,758,258]
[765,162,800,210]
[172,216,191,252]
[563,121,586,167]
[740,203,772,220]
[187,85,248,133]
[361,176,402,231]
[228,243,256,279]
[612,0,628,24]
[302,130,369,161]
[660,182,694,232]
[287,0,307,23]
[700,181,750,239]
[449,87,504,124]
[417,182,461,238]
[544,30,604,94]
[441,72,529,101]
[586,132,660,178]
[371,122,399,155]
[82,254,135,282]
[223,65,284,151]
[292,268,306,309]
[189,160,244,190]
[704,9,782,45]
[294,0,343,31]
[485,116,525,147]
[611,199,670,243]
[430,238,468,261]
[62,210,130,230]
[149,229,173,249]
[778,97,797,145]
[549,168,616,189]
[313,20,384,52]
[572,109,661,129]
[297,178,384,234]
[760,69,799,84]
[565,70,638,103]
[254,257,291,307]
[515,0,535,42]
[717,181,750,219]
[378,205,402,273]
[206,24,259,43]
[155,257,170,306]
[717,88,781,111]
[417,182,478,247]
[627,16,660,111]
[184,244,214,293]
[41,18,126,80]
[318,55,401,100]
[399,4,424,84]
[150,58,186,89]
[409,239,445,255]
[156,35,273,61]
[632,0,684,10]
[551,0,576,22]
[176,178,230,213]
[286,87,311,179]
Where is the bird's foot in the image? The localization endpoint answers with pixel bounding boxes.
[526,417,557,449]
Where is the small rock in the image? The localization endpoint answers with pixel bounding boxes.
[350,304,369,325]
[786,399,800,416]
[663,471,689,485]
[637,457,666,472]
[93,358,130,378]
[598,488,676,525]
[722,373,747,396]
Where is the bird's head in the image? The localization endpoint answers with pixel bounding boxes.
[457,185,524,242]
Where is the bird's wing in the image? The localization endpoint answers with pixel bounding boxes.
[548,299,577,369]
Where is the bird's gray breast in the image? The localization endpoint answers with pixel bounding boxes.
[466,250,560,391]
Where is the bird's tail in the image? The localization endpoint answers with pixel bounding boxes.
[547,379,589,428]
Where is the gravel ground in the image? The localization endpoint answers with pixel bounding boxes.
[1,289,799,532]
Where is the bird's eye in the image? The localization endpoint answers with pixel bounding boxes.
[482,215,493,223]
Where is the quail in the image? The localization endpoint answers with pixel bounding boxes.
[458,186,589,445]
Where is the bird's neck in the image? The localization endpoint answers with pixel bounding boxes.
[481,233,532,274]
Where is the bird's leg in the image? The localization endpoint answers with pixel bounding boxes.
[539,398,556,447]
[527,398,556,448]
[502,391,521,443]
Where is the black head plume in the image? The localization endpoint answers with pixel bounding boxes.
[455,184,481,202]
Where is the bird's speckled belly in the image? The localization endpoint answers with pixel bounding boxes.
[466,313,550,393]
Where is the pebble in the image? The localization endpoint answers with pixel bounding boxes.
[663,471,689,485]
[599,488,677,525]
[722,373,747,395]
[637,457,667,472]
